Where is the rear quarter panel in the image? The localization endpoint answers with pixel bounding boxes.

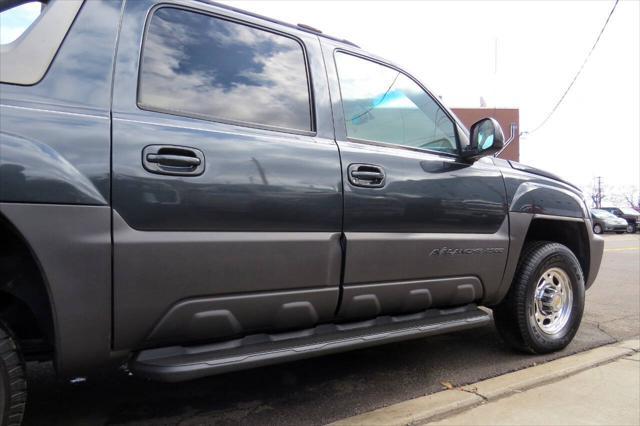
[0,0,123,374]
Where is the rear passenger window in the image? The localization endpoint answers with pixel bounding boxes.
[139,7,312,132]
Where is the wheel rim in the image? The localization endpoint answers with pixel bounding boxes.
[594,224,602,234]
[627,225,633,233]
[532,267,573,335]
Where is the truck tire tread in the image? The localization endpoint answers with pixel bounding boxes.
[0,324,27,426]
[494,241,585,354]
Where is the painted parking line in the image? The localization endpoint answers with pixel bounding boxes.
[604,247,640,252]
[603,235,640,239]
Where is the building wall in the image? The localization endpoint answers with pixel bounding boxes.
[451,108,520,162]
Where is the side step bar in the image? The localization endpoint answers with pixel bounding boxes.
[130,304,491,382]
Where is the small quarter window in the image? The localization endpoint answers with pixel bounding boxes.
[335,52,458,154]
[1,0,83,85]
[0,1,43,45]
[139,7,313,132]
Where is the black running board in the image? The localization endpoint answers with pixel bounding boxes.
[130,304,491,382]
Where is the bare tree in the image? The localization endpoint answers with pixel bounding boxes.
[624,190,640,210]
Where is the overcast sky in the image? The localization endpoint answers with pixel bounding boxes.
[2,1,638,198]
[221,0,639,197]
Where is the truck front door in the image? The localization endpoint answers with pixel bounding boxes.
[323,45,509,320]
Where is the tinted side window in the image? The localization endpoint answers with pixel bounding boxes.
[0,1,43,45]
[139,8,312,132]
[335,53,458,154]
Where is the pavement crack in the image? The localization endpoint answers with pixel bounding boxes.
[458,387,488,402]
[591,320,618,342]
[599,314,640,324]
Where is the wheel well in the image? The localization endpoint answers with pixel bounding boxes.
[523,218,590,283]
[0,214,54,360]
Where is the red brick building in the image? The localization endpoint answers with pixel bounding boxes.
[451,108,519,162]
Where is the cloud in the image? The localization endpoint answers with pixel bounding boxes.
[138,8,311,131]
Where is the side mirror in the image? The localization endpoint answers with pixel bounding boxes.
[462,117,505,161]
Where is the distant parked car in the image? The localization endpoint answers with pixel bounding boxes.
[600,207,640,233]
[591,209,628,234]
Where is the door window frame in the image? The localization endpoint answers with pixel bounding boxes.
[333,49,464,158]
[136,3,317,137]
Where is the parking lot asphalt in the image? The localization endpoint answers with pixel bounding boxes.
[23,234,639,426]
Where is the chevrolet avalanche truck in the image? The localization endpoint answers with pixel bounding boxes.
[0,0,604,424]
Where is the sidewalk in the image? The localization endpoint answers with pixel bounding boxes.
[331,339,640,426]
[430,349,639,425]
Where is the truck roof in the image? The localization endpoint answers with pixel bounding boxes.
[199,0,360,48]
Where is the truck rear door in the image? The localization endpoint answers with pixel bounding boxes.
[110,0,342,350]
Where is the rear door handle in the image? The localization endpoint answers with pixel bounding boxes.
[347,164,386,188]
[146,154,201,167]
[142,145,205,176]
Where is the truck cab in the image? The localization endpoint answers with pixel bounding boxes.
[0,1,604,423]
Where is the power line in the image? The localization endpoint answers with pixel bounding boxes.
[522,0,619,136]
[349,72,400,122]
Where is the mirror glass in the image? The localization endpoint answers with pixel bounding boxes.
[476,120,495,150]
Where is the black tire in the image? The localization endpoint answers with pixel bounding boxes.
[493,241,585,354]
[593,223,603,234]
[0,323,26,426]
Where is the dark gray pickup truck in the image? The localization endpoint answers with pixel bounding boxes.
[0,0,604,424]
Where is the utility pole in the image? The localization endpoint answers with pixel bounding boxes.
[592,176,604,208]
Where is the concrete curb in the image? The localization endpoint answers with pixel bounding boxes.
[329,339,639,426]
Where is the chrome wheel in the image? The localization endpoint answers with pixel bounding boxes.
[593,224,602,234]
[532,267,573,335]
